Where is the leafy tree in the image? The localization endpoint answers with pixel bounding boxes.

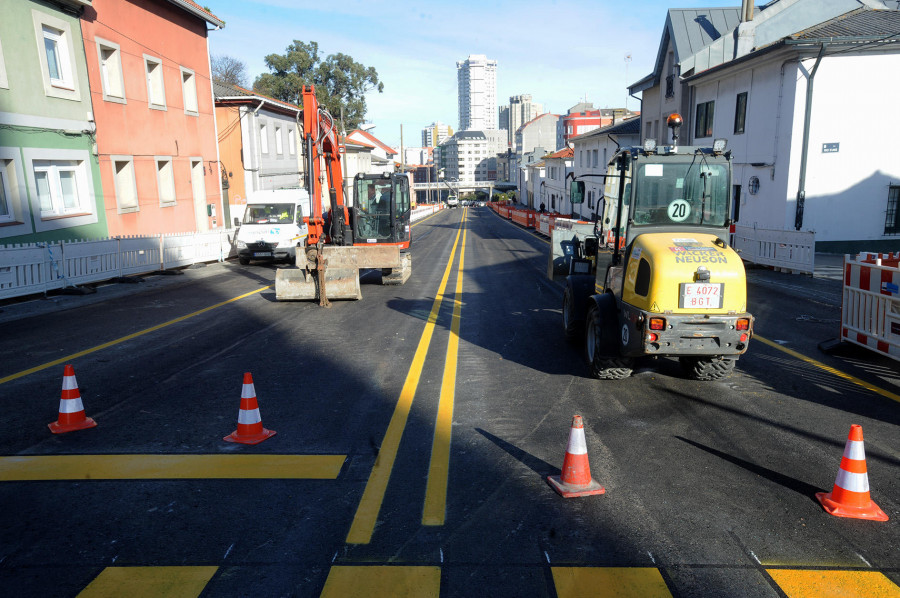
[211,54,248,88]
[253,41,383,129]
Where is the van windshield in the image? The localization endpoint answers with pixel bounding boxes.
[243,203,295,225]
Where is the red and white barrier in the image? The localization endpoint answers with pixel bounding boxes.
[841,252,900,361]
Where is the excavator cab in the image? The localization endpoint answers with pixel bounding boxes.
[352,173,411,246]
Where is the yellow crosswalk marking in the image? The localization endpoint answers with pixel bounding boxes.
[77,566,217,598]
[320,566,440,598]
[0,454,345,480]
[552,567,672,597]
[767,569,900,598]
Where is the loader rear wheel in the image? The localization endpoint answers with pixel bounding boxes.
[563,288,581,341]
[680,356,736,381]
[585,304,632,380]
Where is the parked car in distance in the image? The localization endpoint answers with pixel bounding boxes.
[447,195,459,208]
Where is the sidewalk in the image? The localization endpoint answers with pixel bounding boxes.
[812,253,845,281]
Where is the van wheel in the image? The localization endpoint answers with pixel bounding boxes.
[680,356,736,380]
[239,257,250,265]
[585,304,632,379]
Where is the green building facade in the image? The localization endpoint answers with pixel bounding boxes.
[0,0,107,245]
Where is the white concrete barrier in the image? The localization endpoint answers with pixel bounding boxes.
[732,225,815,274]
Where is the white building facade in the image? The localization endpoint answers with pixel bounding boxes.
[422,122,453,147]
[440,130,505,183]
[508,94,543,149]
[679,3,900,252]
[457,54,498,131]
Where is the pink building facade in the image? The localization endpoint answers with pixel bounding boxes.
[80,0,224,236]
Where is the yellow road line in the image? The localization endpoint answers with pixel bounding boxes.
[0,285,272,386]
[346,209,466,544]
[552,567,673,598]
[422,218,466,526]
[320,566,440,598]
[411,209,443,227]
[755,335,900,404]
[766,568,900,598]
[78,566,218,598]
[0,454,346,481]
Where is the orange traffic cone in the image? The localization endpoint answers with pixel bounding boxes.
[48,364,97,434]
[816,424,888,521]
[547,415,605,498]
[224,372,276,445]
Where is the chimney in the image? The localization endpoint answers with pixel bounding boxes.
[741,0,753,21]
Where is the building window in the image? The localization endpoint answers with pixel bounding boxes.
[0,166,11,222]
[42,26,73,90]
[734,92,748,135]
[144,55,166,110]
[33,160,87,216]
[180,67,198,115]
[259,123,268,154]
[111,156,138,213]
[32,11,80,100]
[275,126,284,155]
[155,157,176,205]
[592,149,598,168]
[885,185,900,235]
[0,34,8,89]
[96,38,125,102]
[288,127,296,154]
[695,100,715,138]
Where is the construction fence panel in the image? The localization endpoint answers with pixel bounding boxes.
[0,243,64,299]
[732,225,815,274]
[62,239,121,287]
[841,253,900,361]
[118,236,162,277]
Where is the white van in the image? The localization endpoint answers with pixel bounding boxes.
[235,189,310,265]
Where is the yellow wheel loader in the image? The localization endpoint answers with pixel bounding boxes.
[563,114,753,380]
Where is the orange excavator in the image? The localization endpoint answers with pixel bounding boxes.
[275,85,412,306]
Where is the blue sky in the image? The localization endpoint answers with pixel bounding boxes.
[207,0,743,149]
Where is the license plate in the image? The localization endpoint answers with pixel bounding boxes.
[680,283,723,309]
[253,251,272,257]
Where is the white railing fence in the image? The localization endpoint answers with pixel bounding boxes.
[731,225,815,274]
[0,230,236,300]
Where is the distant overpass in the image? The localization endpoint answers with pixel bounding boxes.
[411,180,517,197]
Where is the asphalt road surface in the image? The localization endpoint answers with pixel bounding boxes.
[0,207,898,597]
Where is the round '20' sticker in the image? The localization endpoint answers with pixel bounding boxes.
[668,199,691,222]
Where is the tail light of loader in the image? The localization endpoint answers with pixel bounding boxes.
[736,318,750,331]
[649,317,666,331]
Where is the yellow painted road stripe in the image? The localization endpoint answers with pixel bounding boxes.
[78,566,218,598]
[346,210,466,544]
[755,335,900,404]
[320,566,440,598]
[552,567,673,598]
[767,569,900,598]
[422,217,466,526]
[0,285,272,386]
[0,454,345,481]
[411,209,443,227]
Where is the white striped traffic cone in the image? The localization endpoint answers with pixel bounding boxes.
[224,372,276,445]
[48,364,97,434]
[816,424,888,521]
[547,415,605,498]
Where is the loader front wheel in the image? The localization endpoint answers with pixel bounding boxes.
[585,304,632,380]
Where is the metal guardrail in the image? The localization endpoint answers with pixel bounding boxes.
[731,225,815,274]
[0,230,236,300]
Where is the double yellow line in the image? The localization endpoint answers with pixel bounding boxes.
[347,208,467,543]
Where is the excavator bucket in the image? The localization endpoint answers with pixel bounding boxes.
[275,245,403,301]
